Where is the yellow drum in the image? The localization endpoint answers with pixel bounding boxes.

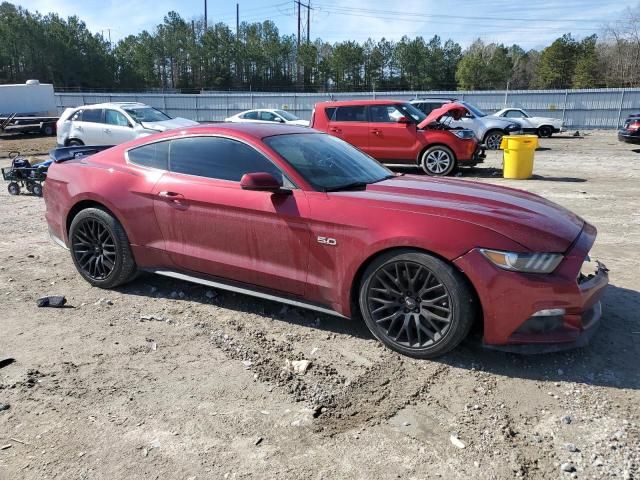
[499,135,538,179]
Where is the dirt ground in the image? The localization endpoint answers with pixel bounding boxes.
[0,131,638,480]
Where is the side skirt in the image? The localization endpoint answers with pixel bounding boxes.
[147,269,349,319]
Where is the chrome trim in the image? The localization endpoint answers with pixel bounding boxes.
[48,228,69,250]
[151,269,348,319]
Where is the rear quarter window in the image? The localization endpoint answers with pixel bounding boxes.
[333,106,367,122]
[324,107,336,121]
[127,141,170,170]
[81,109,103,123]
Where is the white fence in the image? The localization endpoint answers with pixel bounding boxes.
[55,88,639,129]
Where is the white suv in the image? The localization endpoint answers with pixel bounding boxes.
[56,102,198,146]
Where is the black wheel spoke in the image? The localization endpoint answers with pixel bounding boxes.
[72,217,117,281]
[367,259,453,350]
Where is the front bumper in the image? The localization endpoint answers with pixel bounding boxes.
[618,130,640,144]
[454,222,609,351]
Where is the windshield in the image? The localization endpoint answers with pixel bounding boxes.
[124,107,172,123]
[396,103,426,123]
[460,101,487,118]
[264,133,393,191]
[275,110,299,121]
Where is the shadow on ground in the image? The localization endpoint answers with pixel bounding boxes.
[119,273,639,390]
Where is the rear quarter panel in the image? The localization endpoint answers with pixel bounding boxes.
[44,149,168,268]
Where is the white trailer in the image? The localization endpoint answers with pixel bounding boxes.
[0,80,58,135]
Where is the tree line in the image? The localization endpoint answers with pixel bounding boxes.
[0,2,638,92]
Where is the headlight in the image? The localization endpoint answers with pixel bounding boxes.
[480,249,563,274]
[452,129,475,139]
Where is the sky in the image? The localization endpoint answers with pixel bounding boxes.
[16,0,636,49]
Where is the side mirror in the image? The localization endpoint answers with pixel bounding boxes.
[275,117,285,123]
[240,172,284,192]
[397,116,411,124]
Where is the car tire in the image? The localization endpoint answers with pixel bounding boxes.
[358,250,476,359]
[538,126,553,138]
[69,208,137,289]
[484,130,504,150]
[7,182,20,196]
[67,139,84,146]
[420,145,456,176]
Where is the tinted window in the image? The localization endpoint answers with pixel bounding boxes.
[334,106,367,122]
[243,111,258,120]
[128,141,170,170]
[105,110,130,126]
[170,136,283,183]
[370,105,407,123]
[82,109,103,123]
[324,107,336,120]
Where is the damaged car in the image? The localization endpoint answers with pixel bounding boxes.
[44,124,608,359]
[310,100,483,176]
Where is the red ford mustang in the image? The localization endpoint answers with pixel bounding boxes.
[43,124,608,358]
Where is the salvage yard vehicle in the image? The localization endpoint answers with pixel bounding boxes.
[311,100,483,176]
[56,102,198,147]
[618,114,640,144]
[43,123,609,359]
[492,107,564,138]
[411,98,522,150]
[225,109,309,126]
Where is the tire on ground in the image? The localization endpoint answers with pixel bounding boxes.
[420,145,457,176]
[358,249,477,359]
[68,207,137,288]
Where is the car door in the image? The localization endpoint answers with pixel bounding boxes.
[367,105,420,162]
[71,108,105,144]
[103,109,138,144]
[326,105,370,154]
[152,135,311,296]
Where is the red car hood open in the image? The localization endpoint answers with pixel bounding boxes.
[418,103,468,129]
[352,175,584,252]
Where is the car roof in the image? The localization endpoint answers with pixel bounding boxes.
[79,102,150,109]
[130,123,313,145]
[315,99,402,108]
[412,98,456,103]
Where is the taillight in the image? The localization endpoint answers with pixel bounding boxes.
[628,121,640,131]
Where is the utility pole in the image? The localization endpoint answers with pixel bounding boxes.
[204,0,208,31]
[308,2,312,41]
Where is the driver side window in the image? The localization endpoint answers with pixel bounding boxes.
[169,136,285,184]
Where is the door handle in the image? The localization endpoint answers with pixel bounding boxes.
[103,128,111,134]
[158,191,186,208]
[158,191,184,198]
[329,127,342,133]
[371,129,382,135]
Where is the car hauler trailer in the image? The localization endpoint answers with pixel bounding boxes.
[0,80,58,136]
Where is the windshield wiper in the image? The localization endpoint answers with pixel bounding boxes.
[324,181,369,192]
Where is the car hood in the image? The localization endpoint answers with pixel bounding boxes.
[352,175,584,252]
[418,103,468,129]
[140,117,199,131]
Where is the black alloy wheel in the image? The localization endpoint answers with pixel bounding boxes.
[359,250,476,358]
[69,208,137,288]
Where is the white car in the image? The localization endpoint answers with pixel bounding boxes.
[492,108,564,138]
[56,102,198,146]
[225,109,309,126]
